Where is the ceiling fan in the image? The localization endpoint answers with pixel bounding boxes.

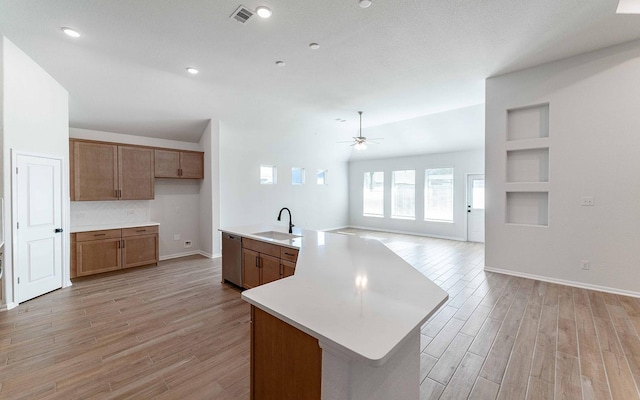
[338,111,383,150]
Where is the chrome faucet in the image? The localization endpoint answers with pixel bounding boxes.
[277,207,294,234]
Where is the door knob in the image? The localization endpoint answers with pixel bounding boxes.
[55,228,63,233]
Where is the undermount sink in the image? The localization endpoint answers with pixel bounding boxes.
[253,231,302,240]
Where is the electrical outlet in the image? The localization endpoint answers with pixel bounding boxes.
[173,234,181,241]
[581,260,590,270]
[581,197,594,206]
[184,240,192,249]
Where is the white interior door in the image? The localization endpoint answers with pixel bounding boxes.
[467,174,485,243]
[15,154,63,303]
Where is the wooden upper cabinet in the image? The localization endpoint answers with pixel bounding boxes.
[72,141,118,201]
[180,152,204,179]
[154,149,181,178]
[154,149,204,179]
[119,146,154,200]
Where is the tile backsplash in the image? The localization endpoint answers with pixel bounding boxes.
[71,201,151,227]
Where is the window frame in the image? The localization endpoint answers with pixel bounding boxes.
[260,165,277,185]
[424,167,455,222]
[363,171,384,218]
[391,169,416,220]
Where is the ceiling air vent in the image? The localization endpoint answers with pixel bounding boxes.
[231,5,254,23]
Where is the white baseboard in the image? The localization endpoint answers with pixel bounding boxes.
[159,250,201,261]
[1,302,18,311]
[346,225,466,242]
[484,266,640,299]
[322,225,350,232]
[159,250,221,261]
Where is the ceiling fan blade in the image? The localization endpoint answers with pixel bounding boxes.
[336,140,355,143]
[367,137,384,141]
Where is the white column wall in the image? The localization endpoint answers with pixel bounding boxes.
[485,39,640,295]
[1,37,70,308]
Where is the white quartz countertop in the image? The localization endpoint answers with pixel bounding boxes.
[71,222,160,233]
[221,225,448,366]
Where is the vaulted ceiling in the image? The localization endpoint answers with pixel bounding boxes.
[1,1,638,156]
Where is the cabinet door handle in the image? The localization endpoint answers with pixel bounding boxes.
[117,240,120,249]
[255,256,259,268]
[279,263,283,277]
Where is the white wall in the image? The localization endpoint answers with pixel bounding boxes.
[198,120,221,257]
[69,127,216,260]
[349,150,484,240]
[1,37,70,308]
[219,119,349,231]
[485,39,640,295]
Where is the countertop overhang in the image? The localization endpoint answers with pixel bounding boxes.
[220,225,449,366]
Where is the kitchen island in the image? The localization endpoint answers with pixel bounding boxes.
[220,225,448,400]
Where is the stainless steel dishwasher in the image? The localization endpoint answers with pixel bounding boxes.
[222,233,242,287]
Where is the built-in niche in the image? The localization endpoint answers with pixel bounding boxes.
[505,103,550,226]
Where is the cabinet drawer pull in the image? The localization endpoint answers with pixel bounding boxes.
[136,229,147,232]
[94,233,106,236]
[284,252,295,256]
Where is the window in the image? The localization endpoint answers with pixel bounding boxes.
[472,179,485,209]
[391,170,415,219]
[363,171,384,217]
[425,168,454,221]
[260,165,277,184]
[292,167,305,185]
[317,169,328,185]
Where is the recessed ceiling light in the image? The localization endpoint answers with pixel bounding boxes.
[186,67,199,74]
[359,0,372,8]
[256,6,272,18]
[275,61,286,67]
[61,27,81,38]
[309,43,320,50]
[617,0,640,13]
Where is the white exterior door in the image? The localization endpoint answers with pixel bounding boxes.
[467,174,485,243]
[15,154,63,303]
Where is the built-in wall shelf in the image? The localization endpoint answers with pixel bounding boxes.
[505,103,550,227]
[506,148,549,183]
[507,103,549,141]
[505,137,550,151]
[506,192,549,226]
[504,183,550,192]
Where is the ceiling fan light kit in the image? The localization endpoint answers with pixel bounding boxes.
[338,111,383,151]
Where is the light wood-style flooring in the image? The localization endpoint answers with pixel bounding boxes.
[2,229,640,399]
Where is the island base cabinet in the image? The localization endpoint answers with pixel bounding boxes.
[242,249,260,289]
[251,306,321,400]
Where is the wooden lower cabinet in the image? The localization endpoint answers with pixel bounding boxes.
[72,225,159,278]
[243,249,261,289]
[251,306,321,400]
[122,226,159,269]
[77,237,122,277]
[281,260,296,278]
[241,238,298,288]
